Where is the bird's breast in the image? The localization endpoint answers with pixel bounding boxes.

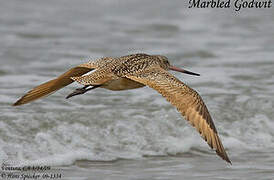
[101,77,145,91]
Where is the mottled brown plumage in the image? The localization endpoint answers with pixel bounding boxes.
[13,53,231,164]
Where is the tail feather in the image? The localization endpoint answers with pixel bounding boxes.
[13,66,92,106]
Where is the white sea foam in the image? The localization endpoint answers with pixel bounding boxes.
[3,71,274,167]
[2,78,274,166]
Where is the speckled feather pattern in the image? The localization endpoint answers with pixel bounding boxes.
[73,54,169,86]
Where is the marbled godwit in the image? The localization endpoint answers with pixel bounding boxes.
[13,53,231,164]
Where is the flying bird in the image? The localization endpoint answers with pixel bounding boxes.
[13,53,231,164]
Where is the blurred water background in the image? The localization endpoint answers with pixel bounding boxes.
[0,0,274,179]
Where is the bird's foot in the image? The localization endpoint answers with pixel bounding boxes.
[66,85,101,99]
[66,88,87,99]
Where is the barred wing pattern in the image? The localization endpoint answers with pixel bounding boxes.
[13,67,91,106]
[126,67,231,164]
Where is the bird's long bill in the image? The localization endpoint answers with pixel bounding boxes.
[169,66,200,76]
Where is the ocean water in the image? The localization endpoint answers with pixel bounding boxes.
[0,0,274,179]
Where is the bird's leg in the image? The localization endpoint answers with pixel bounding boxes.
[66,85,101,99]
[76,85,89,90]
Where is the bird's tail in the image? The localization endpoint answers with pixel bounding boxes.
[13,66,92,106]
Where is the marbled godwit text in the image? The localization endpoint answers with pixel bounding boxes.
[188,0,272,11]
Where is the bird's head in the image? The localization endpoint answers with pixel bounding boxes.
[155,55,200,76]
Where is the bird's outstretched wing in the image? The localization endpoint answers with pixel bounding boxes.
[13,57,118,106]
[13,66,92,106]
[126,67,231,164]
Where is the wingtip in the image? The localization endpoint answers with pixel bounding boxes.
[217,150,232,165]
[225,156,232,165]
[223,156,232,165]
[12,99,23,106]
